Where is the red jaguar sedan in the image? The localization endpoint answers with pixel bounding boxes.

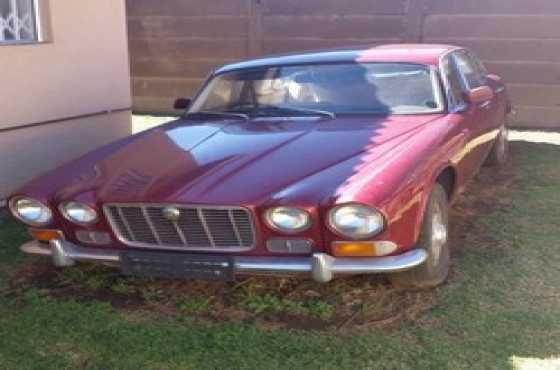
[9,44,510,289]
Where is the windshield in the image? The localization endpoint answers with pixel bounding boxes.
[189,63,443,116]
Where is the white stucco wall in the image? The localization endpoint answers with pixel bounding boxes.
[0,0,132,200]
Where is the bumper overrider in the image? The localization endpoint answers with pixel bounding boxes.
[21,240,428,283]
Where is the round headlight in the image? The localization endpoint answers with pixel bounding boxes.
[265,207,311,233]
[9,197,53,226]
[60,202,98,225]
[328,204,385,239]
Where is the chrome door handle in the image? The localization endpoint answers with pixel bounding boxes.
[480,100,492,109]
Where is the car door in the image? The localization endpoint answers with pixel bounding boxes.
[452,50,499,176]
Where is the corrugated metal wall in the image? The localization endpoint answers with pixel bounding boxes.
[127,0,560,129]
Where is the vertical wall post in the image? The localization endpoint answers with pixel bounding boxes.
[248,0,263,57]
[404,0,428,43]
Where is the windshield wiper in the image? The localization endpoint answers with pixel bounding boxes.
[185,110,249,121]
[263,106,336,119]
[227,105,336,119]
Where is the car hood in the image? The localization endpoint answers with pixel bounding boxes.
[53,115,442,206]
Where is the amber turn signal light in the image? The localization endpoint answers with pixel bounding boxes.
[332,241,397,257]
[29,229,64,242]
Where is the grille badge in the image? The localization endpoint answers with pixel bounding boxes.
[162,207,181,222]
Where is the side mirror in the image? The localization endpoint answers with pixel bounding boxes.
[464,86,494,105]
[173,98,191,110]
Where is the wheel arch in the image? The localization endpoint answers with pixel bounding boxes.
[410,164,458,247]
[435,166,457,202]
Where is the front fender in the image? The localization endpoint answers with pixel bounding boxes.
[328,118,465,253]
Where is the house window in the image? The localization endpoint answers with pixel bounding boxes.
[0,0,47,44]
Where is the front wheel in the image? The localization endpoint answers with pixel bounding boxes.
[485,124,509,167]
[389,183,450,290]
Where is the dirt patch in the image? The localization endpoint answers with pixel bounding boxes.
[8,153,517,332]
[10,261,440,331]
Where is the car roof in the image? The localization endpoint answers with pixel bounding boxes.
[215,44,460,74]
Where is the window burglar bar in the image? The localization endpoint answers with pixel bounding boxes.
[0,0,37,42]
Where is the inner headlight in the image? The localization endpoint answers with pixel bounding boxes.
[9,197,53,226]
[328,204,385,239]
[60,202,98,225]
[265,207,311,233]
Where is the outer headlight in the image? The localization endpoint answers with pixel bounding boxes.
[328,204,385,240]
[265,207,311,233]
[9,197,53,226]
[60,202,98,225]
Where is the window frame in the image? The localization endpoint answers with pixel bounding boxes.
[439,51,468,113]
[0,0,51,46]
[452,49,487,91]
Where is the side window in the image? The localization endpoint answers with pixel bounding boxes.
[469,51,488,86]
[441,55,465,109]
[454,51,486,89]
[469,52,488,78]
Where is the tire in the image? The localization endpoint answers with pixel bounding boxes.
[389,183,450,290]
[485,124,509,167]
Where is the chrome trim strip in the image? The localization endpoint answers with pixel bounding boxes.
[172,218,189,246]
[141,206,162,245]
[480,100,492,109]
[20,240,120,263]
[20,240,428,283]
[197,208,216,248]
[228,209,243,246]
[102,203,256,253]
[116,207,136,242]
[430,66,446,113]
[438,47,465,112]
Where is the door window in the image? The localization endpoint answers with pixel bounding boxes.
[453,51,487,89]
[441,55,466,110]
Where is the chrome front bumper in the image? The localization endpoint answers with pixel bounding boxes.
[21,240,428,283]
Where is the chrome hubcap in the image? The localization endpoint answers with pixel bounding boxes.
[430,204,447,264]
[497,126,509,161]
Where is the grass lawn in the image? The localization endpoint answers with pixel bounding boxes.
[0,134,559,369]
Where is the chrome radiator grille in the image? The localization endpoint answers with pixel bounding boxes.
[104,204,255,251]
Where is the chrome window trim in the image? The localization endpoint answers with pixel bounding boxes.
[429,66,446,113]
[438,48,468,113]
[103,203,257,253]
[452,50,475,91]
[451,49,488,92]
